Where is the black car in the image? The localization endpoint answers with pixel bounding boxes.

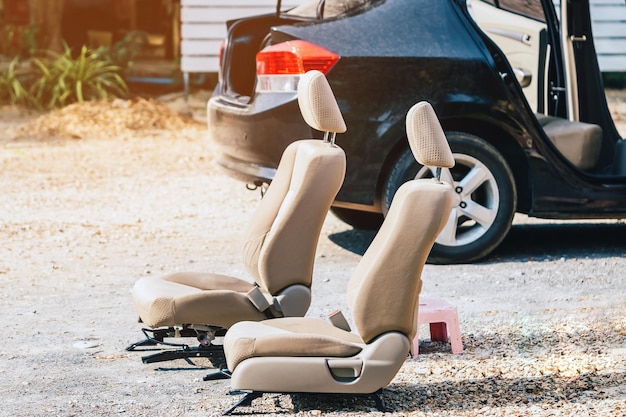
[208,0,626,263]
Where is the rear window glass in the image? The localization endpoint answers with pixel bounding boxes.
[285,0,374,18]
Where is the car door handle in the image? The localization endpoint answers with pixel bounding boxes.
[514,67,532,88]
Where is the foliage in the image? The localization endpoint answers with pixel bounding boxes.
[602,72,626,90]
[92,30,149,70]
[1,42,129,109]
[0,57,36,107]
[0,27,159,110]
[0,24,39,58]
[29,44,128,109]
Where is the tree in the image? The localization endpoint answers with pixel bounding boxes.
[30,0,65,52]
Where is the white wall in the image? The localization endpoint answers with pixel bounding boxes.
[180,0,305,73]
[589,0,626,72]
[554,0,626,72]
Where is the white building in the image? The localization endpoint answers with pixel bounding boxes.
[588,0,626,72]
[180,0,304,74]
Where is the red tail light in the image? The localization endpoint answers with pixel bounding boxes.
[255,40,340,92]
[218,40,225,67]
[218,40,225,80]
[256,40,340,75]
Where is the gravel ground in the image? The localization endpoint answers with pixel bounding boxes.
[0,91,625,417]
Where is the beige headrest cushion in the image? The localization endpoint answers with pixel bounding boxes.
[406,102,454,168]
[297,70,347,133]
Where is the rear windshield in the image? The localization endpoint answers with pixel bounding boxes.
[285,0,376,19]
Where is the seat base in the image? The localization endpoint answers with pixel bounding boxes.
[203,369,231,381]
[140,342,226,367]
[126,326,203,351]
[126,326,227,368]
[223,389,389,415]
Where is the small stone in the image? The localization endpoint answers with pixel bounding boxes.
[73,341,99,349]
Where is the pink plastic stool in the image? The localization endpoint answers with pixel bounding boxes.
[414,297,463,355]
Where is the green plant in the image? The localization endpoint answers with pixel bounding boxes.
[0,56,35,106]
[0,25,16,57]
[602,72,626,89]
[30,44,128,109]
[0,24,38,58]
[18,24,39,57]
[93,30,148,70]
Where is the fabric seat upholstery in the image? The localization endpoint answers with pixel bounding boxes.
[222,101,456,407]
[132,140,346,329]
[225,317,364,370]
[536,113,603,170]
[128,70,347,353]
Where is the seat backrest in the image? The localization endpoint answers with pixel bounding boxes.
[347,101,455,343]
[241,71,347,298]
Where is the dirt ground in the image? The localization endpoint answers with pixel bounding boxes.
[0,91,625,417]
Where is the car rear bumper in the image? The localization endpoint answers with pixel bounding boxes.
[215,153,276,185]
[207,91,314,184]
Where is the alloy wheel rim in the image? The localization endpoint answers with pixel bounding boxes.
[415,153,500,247]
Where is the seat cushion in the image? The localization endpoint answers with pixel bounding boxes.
[224,317,364,371]
[536,114,603,170]
[131,272,265,328]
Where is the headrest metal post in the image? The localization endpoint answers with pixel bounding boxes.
[324,131,336,145]
[435,167,443,183]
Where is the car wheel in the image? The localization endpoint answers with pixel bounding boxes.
[383,132,516,264]
[330,207,384,230]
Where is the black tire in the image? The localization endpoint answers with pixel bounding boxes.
[330,207,384,230]
[383,132,516,264]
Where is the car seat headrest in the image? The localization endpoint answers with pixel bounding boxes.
[297,70,347,136]
[406,102,455,169]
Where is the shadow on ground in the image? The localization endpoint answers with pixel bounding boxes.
[224,369,624,415]
[328,221,626,262]
[492,221,626,262]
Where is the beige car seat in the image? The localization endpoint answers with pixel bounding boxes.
[127,70,347,368]
[535,114,603,171]
[221,101,456,414]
